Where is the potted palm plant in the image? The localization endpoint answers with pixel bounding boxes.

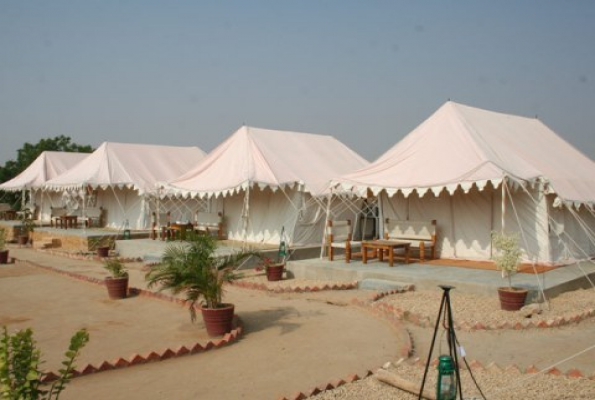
[17,209,35,246]
[103,258,129,299]
[146,232,252,337]
[491,231,528,311]
[0,227,8,264]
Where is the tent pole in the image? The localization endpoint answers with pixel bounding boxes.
[320,190,332,259]
[82,184,87,233]
[242,185,251,249]
[449,191,457,258]
[501,177,507,232]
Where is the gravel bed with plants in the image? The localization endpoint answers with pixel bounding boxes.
[311,359,595,400]
[377,287,595,328]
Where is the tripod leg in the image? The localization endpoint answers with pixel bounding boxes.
[418,291,447,400]
[445,293,464,400]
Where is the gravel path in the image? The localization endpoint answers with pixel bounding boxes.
[378,287,595,328]
[311,286,595,399]
[311,359,595,399]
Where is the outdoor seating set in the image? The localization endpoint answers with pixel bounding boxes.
[151,210,224,241]
[326,218,437,266]
[0,203,16,220]
[50,206,104,229]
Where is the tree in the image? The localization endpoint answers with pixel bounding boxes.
[0,136,93,207]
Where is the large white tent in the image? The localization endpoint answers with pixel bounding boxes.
[333,101,595,264]
[0,151,90,221]
[44,142,206,229]
[163,126,369,246]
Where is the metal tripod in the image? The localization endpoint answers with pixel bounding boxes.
[418,285,464,400]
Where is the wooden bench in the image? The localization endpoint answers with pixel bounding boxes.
[195,211,223,239]
[384,218,437,262]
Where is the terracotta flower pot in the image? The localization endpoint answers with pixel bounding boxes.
[18,235,29,246]
[105,276,129,299]
[0,250,8,264]
[266,263,285,281]
[97,246,110,258]
[497,287,528,311]
[201,303,235,337]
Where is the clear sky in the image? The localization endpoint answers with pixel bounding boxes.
[1,1,594,165]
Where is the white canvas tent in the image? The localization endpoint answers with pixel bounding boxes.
[163,126,369,246]
[0,151,90,221]
[333,101,595,264]
[44,142,206,229]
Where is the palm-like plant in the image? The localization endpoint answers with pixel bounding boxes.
[145,232,252,322]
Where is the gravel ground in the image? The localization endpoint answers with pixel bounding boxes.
[311,359,595,400]
[378,287,595,328]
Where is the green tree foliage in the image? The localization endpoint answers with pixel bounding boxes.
[0,136,93,207]
[0,327,89,399]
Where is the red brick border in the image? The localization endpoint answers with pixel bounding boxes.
[231,279,358,293]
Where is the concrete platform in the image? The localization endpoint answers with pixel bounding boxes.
[286,257,595,302]
[115,238,322,266]
[110,235,595,302]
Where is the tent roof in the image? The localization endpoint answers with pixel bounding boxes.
[44,142,206,195]
[165,126,369,197]
[0,151,89,192]
[334,101,595,206]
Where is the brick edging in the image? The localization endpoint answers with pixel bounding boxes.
[365,289,595,331]
[231,279,358,293]
[39,248,142,263]
[276,370,375,400]
[14,259,244,382]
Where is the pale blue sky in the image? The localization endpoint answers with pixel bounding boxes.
[1,1,594,165]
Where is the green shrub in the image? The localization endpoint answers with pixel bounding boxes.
[491,231,523,288]
[0,327,89,399]
[103,259,128,278]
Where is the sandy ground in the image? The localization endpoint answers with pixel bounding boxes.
[1,248,403,400]
[2,247,595,399]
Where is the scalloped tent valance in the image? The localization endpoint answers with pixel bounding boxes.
[163,125,369,198]
[44,142,206,195]
[0,151,89,192]
[332,101,595,209]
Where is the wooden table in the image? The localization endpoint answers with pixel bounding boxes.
[168,223,194,241]
[1,210,17,220]
[362,240,410,267]
[58,215,78,229]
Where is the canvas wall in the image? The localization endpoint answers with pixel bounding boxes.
[379,184,556,263]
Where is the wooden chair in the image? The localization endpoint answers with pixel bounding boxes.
[326,219,361,263]
[151,211,171,240]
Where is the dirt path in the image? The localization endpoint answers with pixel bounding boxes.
[1,248,405,399]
